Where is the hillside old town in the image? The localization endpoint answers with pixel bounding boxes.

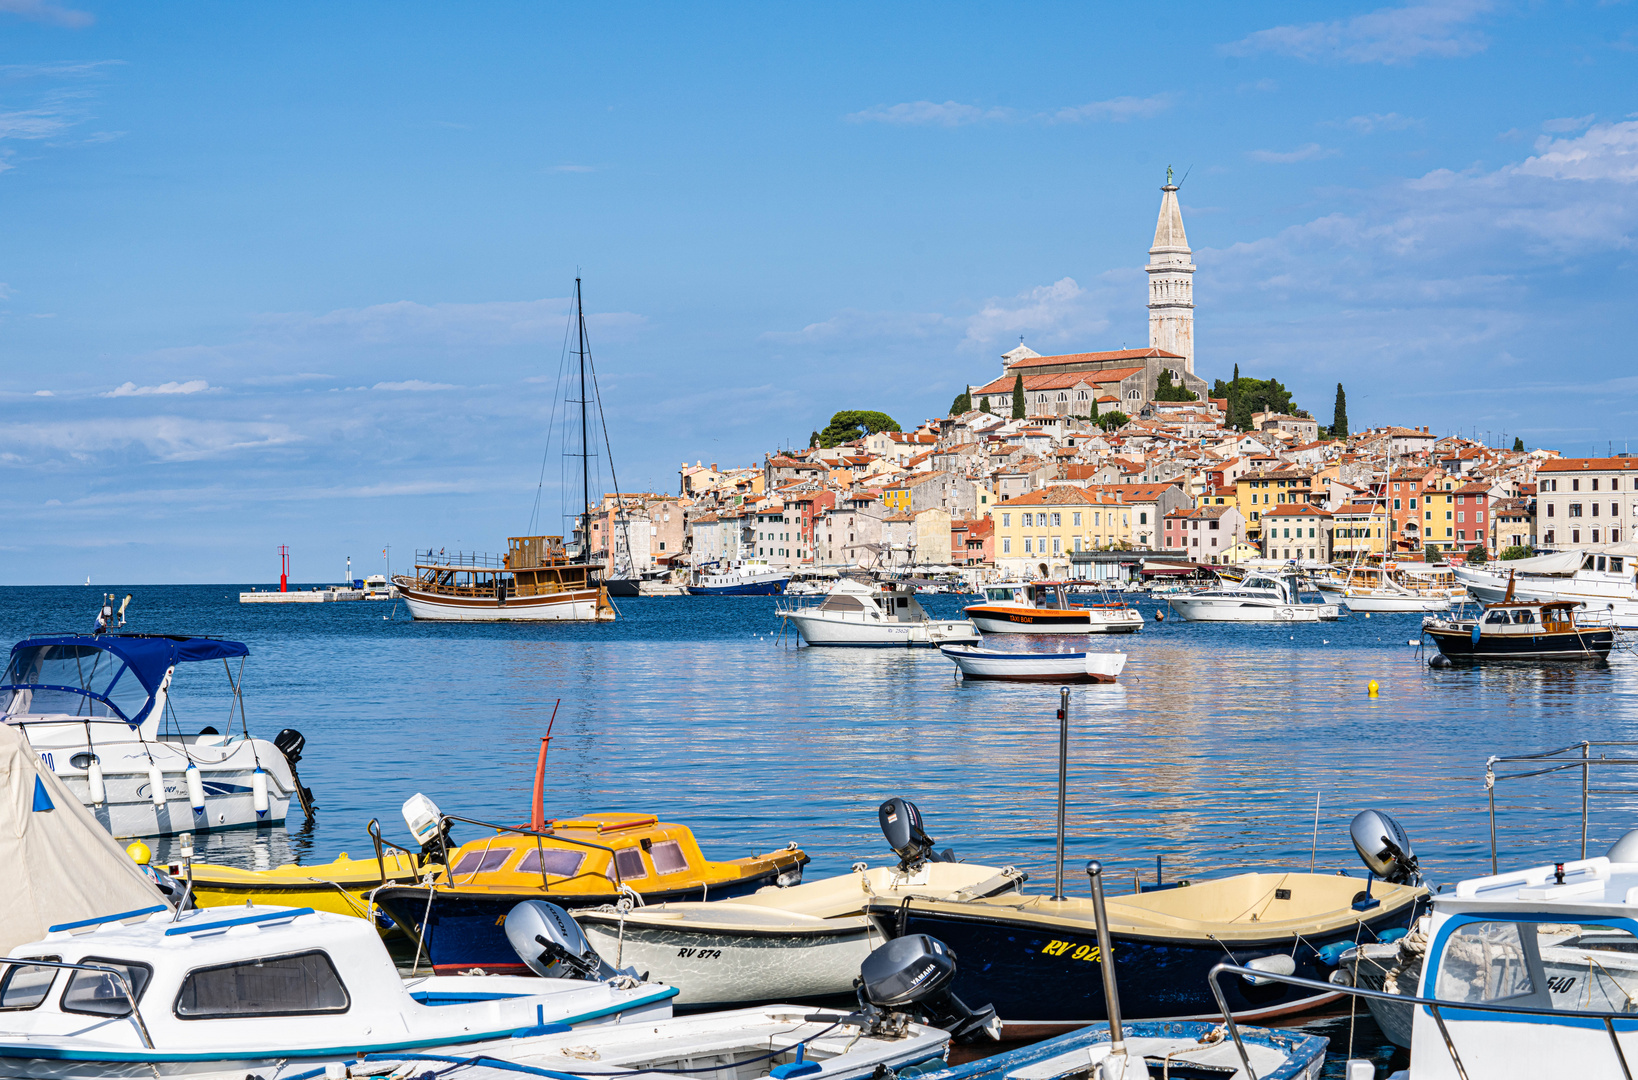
[581,177,1628,584]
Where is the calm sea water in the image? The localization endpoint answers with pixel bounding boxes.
[4,584,1636,1073]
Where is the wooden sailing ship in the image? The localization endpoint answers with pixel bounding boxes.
[393,535,615,622]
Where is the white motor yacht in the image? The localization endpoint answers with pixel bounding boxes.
[779,579,978,646]
[1166,570,1341,622]
[1454,547,1638,627]
[2,631,312,838]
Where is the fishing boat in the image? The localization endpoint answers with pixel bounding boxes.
[372,797,810,975]
[1422,596,1615,661]
[939,644,1126,683]
[1454,546,1638,627]
[964,581,1143,634]
[575,798,1024,1005]
[685,559,790,596]
[0,902,676,1079]
[778,579,979,647]
[1166,570,1341,622]
[1,627,313,838]
[394,535,616,622]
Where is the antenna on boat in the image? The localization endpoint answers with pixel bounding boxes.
[1054,686,1070,901]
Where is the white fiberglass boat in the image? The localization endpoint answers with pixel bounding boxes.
[779,579,979,647]
[685,559,790,596]
[964,581,1143,634]
[2,632,312,838]
[1166,571,1341,623]
[1454,547,1638,628]
[0,902,675,1079]
[577,798,1023,1005]
[940,644,1126,683]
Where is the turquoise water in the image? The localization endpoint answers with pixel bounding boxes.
[4,585,1636,1073]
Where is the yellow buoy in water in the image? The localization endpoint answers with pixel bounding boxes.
[1368,680,1380,698]
[126,840,151,866]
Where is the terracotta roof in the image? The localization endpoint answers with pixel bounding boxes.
[1004,347,1184,371]
[970,368,1145,396]
[1262,504,1332,518]
[1539,457,1638,471]
[998,486,1122,507]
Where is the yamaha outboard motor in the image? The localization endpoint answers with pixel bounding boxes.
[273,728,317,822]
[879,798,957,872]
[856,935,998,1043]
[506,900,638,981]
[1350,809,1421,885]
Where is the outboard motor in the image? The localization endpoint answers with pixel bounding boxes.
[506,900,639,981]
[1350,809,1421,885]
[855,935,998,1043]
[879,798,956,872]
[273,729,317,822]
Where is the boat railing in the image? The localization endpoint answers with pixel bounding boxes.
[415,549,507,569]
[1206,960,1633,1080]
[1485,741,1638,871]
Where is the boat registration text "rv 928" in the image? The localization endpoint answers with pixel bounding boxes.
[1040,939,1102,962]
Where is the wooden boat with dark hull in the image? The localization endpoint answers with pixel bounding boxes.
[1423,598,1614,660]
[393,535,616,622]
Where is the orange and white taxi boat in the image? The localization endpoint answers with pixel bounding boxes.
[964,581,1143,634]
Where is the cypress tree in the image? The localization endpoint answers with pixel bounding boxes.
[1090,395,1099,421]
[1513,436,1525,452]
[1011,374,1026,419]
[1331,383,1348,439]
[949,390,972,416]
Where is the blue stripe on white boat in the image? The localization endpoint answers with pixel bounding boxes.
[48,904,168,933]
[163,907,315,935]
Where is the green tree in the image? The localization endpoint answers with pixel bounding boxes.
[949,390,972,415]
[1090,394,1099,420]
[1154,369,1198,402]
[1208,369,1297,431]
[1512,436,1525,452]
[1500,545,1532,560]
[1011,374,1026,419]
[809,431,819,448]
[1331,384,1348,438]
[816,410,900,448]
[1097,410,1130,431]
[1423,542,1440,562]
[1465,544,1488,565]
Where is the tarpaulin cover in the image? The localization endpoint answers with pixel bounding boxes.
[0,723,167,953]
[1492,551,1584,576]
[3,634,248,728]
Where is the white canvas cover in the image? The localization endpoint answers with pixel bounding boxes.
[1496,550,1585,576]
[0,723,166,953]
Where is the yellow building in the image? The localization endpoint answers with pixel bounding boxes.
[1332,503,1387,558]
[993,486,1135,577]
[1421,479,1457,553]
[1233,468,1316,541]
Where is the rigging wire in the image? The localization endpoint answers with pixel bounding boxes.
[528,294,579,535]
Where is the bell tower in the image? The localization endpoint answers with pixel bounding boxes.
[1146,166,1195,372]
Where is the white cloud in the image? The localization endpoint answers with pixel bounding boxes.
[1247,143,1339,163]
[962,276,1116,350]
[845,101,1012,127]
[1224,0,1493,65]
[1343,112,1423,134]
[372,380,457,392]
[1541,114,1596,134]
[0,417,297,465]
[1048,95,1174,123]
[33,390,51,397]
[102,379,212,397]
[1515,120,1638,182]
[0,0,93,28]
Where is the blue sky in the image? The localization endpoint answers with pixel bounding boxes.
[2,1,1636,584]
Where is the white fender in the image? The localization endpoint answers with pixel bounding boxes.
[87,759,106,806]
[148,763,166,806]
[252,768,269,816]
[184,762,205,811]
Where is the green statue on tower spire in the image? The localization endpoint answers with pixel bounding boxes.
[1166,164,1174,186]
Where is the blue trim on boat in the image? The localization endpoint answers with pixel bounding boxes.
[48,904,168,933]
[0,987,677,1062]
[164,907,315,936]
[913,1021,1327,1080]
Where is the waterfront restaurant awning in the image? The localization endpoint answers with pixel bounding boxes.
[1139,561,1207,575]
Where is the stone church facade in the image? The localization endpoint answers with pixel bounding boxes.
[968,175,1208,416]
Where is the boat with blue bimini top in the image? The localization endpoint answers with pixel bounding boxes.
[1,622,313,839]
[685,559,791,596]
[0,900,677,1080]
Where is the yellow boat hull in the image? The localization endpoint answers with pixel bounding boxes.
[186,850,423,924]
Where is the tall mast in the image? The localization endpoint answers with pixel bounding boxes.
[576,277,591,562]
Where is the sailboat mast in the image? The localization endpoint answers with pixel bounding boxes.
[576,277,591,562]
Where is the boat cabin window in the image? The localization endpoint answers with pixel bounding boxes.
[174,950,349,1019]
[614,846,647,880]
[1434,921,1535,1004]
[817,594,866,613]
[984,587,1012,602]
[0,958,58,1010]
[516,848,587,879]
[1613,557,1625,574]
[1511,609,1537,625]
[1485,610,1511,624]
[451,848,511,878]
[0,644,151,721]
[59,957,152,1017]
[649,840,690,875]
[896,597,909,608]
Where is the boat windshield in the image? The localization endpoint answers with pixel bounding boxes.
[0,644,150,723]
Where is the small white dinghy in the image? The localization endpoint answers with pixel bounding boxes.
[577,798,1025,1005]
[0,902,675,1079]
[940,645,1126,683]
